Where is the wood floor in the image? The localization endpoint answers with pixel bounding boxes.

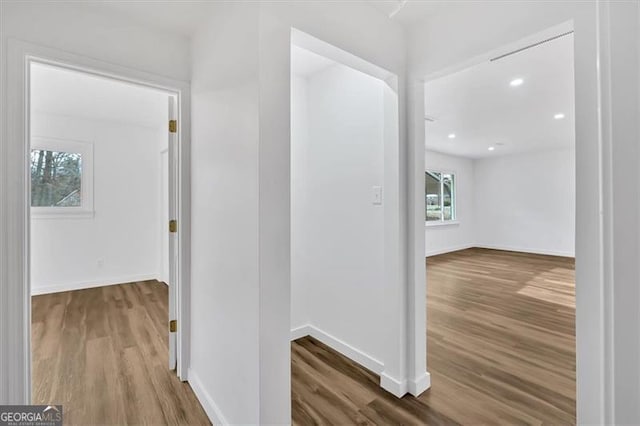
[292,248,576,425]
[32,248,575,425]
[31,280,210,425]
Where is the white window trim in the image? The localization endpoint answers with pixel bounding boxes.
[30,136,94,219]
[425,220,460,228]
[425,169,456,225]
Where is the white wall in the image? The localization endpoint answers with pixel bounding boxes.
[291,63,386,365]
[424,147,576,258]
[189,3,261,424]
[258,4,409,421]
[30,113,166,294]
[290,75,311,330]
[188,2,407,423]
[474,148,576,257]
[424,150,475,256]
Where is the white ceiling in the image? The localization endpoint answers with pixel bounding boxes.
[291,45,336,77]
[424,33,575,159]
[31,62,169,129]
[87,1,442,38]
[77,0,215,38]
[365,0,446,24]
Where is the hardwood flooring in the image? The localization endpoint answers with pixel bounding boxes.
[292,248,576,425]
[32,249,575,425]
[31,280,210,426]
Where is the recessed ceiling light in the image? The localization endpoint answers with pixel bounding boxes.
[488,146,495,151]
[554,113,565,120]
[510,78,524,87]
[448,133,456,139]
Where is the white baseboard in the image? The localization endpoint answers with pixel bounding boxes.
[408,371,431,396]
[187,368,228,425]
[380,371,407,397]
[290,324,384,374]
[290,324,311,341]
[425,244,474,257]
[31,273,160,295]
[475,244,575,258]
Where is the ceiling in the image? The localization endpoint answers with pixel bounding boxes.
[31,62,169,129]
[365,0,446,24]
[77,0,215,38]
[85,1,443,38]
[424,33,575,159]
[291,45,336,77]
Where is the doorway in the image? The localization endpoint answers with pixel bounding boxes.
[422,28,577,423]
[3,38,194,421]
[27,60,196,423]
[289,29,408,422]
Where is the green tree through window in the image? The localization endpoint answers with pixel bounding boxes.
[31,149,82,207]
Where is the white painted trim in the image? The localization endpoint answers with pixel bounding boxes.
[187,368,228,425]
[290,324,311,341]
[424,220,460,228]
[475,244,575,258]
[2,39,192,404]
[408,372,431,396]
[425,244,475,257]
[30,274,160,296]
[290,324,385,375]
[380,371,408,398]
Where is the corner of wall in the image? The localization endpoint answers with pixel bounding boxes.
[187,368,228,425]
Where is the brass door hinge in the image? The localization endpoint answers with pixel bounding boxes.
[169,320,177,333]
[169,120,177,133]
[169,219,177,233]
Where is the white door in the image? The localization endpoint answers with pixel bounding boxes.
[168,96,178,370]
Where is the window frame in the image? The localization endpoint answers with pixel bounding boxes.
[30,136,94,219]
[425,169,457,226]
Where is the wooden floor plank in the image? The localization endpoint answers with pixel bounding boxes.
[292,248,576,425]
[32,281,210,426]
[33,248,575,425]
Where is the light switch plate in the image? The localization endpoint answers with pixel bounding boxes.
[372,186,383,205]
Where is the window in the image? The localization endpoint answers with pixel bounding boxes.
[30,137,94,218]
[425,171,455,223]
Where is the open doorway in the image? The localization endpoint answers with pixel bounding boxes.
[289,31,407,422]
[28,61,204,424]
[423,30,576,422]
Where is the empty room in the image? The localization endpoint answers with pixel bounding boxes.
[28,62,207,424]
[423,31,576,423]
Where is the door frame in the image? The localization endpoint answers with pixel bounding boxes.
[410,16,608,423]
[3,39,192,402]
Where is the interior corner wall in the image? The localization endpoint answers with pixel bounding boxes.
[189,3,260,425]
[424,150,475,256]
[291,63,386,365]
[30,113,166,293]
[258,1,407,421]
[290,74,310,331]
[474,148,576,257]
